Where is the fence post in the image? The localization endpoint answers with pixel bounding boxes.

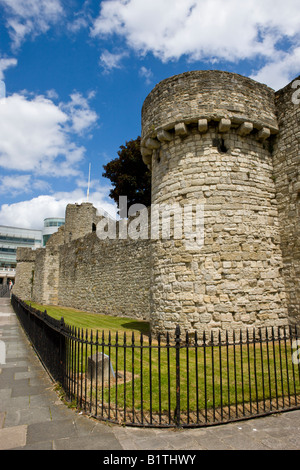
[59,317,66,387]
[175,325,181,427]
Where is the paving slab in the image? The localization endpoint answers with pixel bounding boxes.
[0,425,27,450]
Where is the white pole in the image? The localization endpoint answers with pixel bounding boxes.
[87,163,91,201]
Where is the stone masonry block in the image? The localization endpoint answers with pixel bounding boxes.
[198,119,208,133]
[157,129,173,142]
[87,352,115,381]
[218,118,231,133]
[257,127,271,141]
[237,121,253,136]
[141,147,152,165]
[145,137,160,149]
[175,122,188,136]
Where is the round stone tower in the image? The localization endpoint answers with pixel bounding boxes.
[141,70,289,336]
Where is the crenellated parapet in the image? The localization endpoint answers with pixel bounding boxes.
[141,70,278,166]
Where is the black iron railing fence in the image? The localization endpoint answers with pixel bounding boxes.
[11,294,300,428]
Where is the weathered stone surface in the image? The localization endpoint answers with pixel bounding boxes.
[141,70,278,142]
[87,352,115,381]
[57,232,150,321]
[218,118,231,133]
[175,122,188,136]
[145,138,160,150]
[257,127,271,141]
[273,78,300,326]
[15,204,151,322]
[63,202,101,244]
[198,119,208,133]
[14,70,300,338]
[141,70,297,337]
[237,121,253,136]
[13,248,36,300]
[157,129,173,142]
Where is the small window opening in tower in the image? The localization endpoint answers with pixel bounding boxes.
[213,137,228,153]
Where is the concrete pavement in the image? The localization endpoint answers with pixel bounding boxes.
[1,296,300,451]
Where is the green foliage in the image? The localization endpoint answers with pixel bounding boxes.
[102,137,151,211]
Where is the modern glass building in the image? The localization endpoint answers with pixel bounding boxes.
[42,218,65,246]
[0,217,65,285]
[0,225,43,285]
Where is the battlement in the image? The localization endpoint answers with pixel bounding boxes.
[16,247,37,263]
[141,71,279,166]
[63,202,102,244]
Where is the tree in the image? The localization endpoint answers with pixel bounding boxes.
[102,137,151,212]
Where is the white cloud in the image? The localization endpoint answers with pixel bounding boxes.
[0,195,67,229]
[250,47,300,90]
[0,57,18,80]
[0,175,31,196]
[92,0,300,87]
[60,92,98,134]
[139,66,153,84]
[99,49,129,72]
[45,89,59,100]
[0,188,118,229]
[0,174,51,197]
[0,91,98,177]
[0,0,64,48]
[67,2,92,34]
[67,15,89,34]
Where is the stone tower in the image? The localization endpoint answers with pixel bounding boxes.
[141,70,290,336]
[273,78,300,327]
[63,202,100,244]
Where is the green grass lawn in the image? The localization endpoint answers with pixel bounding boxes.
[24,301,300,424]
[66,330,300,423]
[26,301,150,337]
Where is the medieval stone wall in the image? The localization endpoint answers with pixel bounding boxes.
[32,246,60,305]
[14,248,36,300]
[31,227,65,305]
[57,233,150,320]
[273,76,300,326]
[15,203,151,321]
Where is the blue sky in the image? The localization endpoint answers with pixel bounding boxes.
[0,0,299,229]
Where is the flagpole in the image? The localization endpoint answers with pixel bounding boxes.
[87,163,91,201]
